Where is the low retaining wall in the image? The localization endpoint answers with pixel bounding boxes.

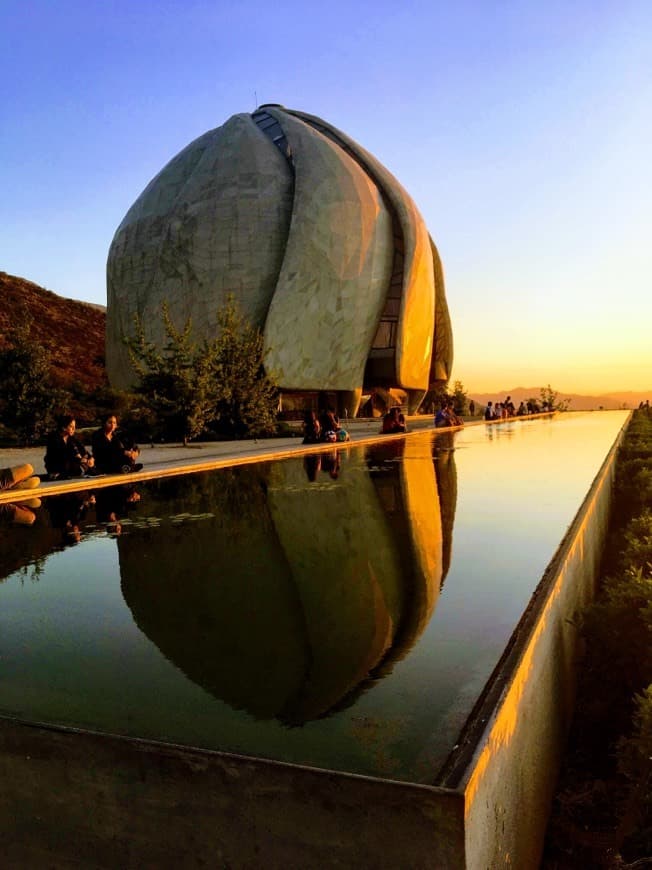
[0,721,464,868]
[440,410,630,868]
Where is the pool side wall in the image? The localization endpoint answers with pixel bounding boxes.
[0,720,465,868]
[0,411,624,868]
[451,412,630,869]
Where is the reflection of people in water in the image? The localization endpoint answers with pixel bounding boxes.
[0,500,40,526]
[303,454,321,482]
[0,463,42,527]
[303,450,341,482]
[320,449,341,479]
[95,485,141,536]
[45,491,97,544]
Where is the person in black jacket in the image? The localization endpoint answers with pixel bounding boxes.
[44,414,95,480]
[91,414,142,474]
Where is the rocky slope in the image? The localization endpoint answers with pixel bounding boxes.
[0,271,107,393]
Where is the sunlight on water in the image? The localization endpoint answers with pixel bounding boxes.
[0,411,628,782]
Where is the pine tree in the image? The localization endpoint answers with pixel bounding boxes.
[126,303,213,445]
[0,318,59,444]
[206,296,279,438]
[126,297,279,443]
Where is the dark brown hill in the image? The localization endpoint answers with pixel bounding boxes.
[0,271,107,393]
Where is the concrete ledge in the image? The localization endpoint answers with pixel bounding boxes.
[3,408,605,868]
[0,718,464,869]
[440,410,630,868]
[0,413,555,506]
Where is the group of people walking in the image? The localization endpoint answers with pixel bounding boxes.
[44,413,143,480]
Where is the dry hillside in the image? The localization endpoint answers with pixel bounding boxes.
[0,271,107,393]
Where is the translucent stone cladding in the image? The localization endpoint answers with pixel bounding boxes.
[106,106,454,402]
[262,109,392,390]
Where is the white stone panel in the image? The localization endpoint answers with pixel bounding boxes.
[288,110,436,391]
[107,115,293,388]
[263,110,393,391]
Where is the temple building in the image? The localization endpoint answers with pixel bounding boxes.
[106,105,453,416]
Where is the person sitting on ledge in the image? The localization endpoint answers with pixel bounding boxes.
[0,462,41,492]
[381,406,407,434]
[318,408,350,442]
[302,410,322,444]
[91,414,143,474]
[435,401,464,429]
[44,414,96,480]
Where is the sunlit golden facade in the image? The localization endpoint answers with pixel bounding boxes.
[106,105,453,414]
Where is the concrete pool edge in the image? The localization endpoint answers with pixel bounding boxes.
[437,410,631,868]
[0,412,556,505]
[0,715,465,867]
[1,409,623,867]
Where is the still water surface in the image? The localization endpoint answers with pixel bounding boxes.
[0,412,628,782]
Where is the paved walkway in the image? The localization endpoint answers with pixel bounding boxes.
[0,416,448,504]
[0,413,554,505]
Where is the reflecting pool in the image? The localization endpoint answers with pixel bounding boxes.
[0,412,628,782]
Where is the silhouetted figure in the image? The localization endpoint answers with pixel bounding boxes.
[302,410,322,444]
[44,415,95,480]
[382,407,407,434]
[92,413,142,473]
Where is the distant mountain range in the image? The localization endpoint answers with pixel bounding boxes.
[469,388,651,411]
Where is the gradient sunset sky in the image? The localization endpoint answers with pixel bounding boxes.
[2,1,650,394]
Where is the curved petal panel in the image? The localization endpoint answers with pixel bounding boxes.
[107,115,293,388]
[263,109,393,390]
[429,237,454,384]
[287,109,435,391]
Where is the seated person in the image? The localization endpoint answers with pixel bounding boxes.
[44,414,95,479]
[434,403,450,428]
[302,410,322,444]
[435,401,464,429]
[447,403,465,427]
[319,408,350,442]
[381,407,407,434]
[91,414,142,474]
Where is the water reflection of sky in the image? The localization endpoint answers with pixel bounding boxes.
[0,411,628,783]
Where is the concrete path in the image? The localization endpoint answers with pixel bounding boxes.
[0,414,558,505]
[0,416,449,504]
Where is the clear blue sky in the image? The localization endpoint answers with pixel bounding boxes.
[2,0,650,393]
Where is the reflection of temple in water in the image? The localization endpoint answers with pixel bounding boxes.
[116,436,457,725]
[0,485,141,583]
